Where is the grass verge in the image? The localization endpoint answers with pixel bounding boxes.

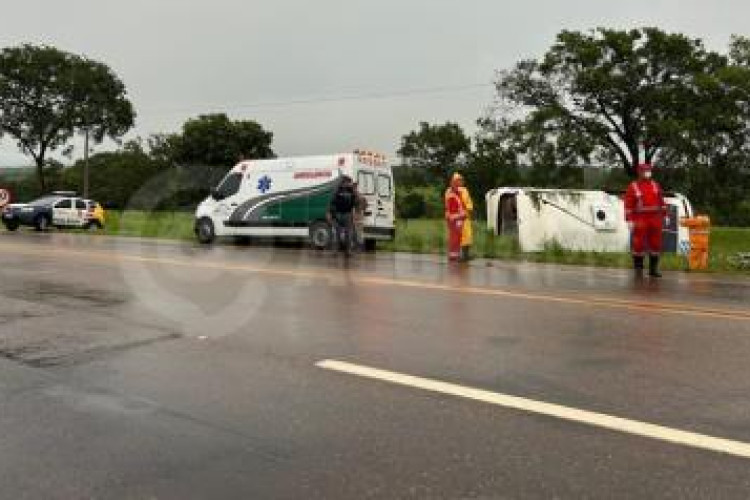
[380,219,750,274]
[2,212,748,274]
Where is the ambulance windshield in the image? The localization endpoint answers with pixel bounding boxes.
[214,172,242,200]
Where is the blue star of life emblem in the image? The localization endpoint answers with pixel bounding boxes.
[257,175,272,194]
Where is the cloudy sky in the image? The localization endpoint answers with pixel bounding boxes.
[0,0,747,165]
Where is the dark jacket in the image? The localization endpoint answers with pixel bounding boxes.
[330,186,356,215]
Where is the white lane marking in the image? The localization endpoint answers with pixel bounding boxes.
[316,359,750,460]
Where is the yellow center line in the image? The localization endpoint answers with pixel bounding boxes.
[1,241,749,323]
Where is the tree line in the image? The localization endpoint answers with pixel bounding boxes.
[396,28,750,225]
[2,28,750,225]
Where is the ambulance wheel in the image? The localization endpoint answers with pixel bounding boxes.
[196,217,216,244]
[34,214,51,231]
[364,239,377,252]
[3,221,18,232]
[309,221,332,250]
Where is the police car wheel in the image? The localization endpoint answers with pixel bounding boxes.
[34,215,51,231]
[309,221,332,250]
[85,221,102,231]
[3,221,18,232]
[196,218,215,244]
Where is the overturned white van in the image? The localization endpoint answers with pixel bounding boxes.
[194,151,395,249]
[485,188,693,253]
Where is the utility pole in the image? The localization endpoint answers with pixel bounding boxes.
[83,126,90,198]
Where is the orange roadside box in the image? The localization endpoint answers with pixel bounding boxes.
[680,216,711,270]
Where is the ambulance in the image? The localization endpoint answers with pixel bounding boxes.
[194,151,396,249]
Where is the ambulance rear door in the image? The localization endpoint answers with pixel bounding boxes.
[355,168,377,229]
[374,170,395,232]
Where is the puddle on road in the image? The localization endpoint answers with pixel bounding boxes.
[0,274,184,369]
[42,384,158,416]
[3,280,129,309]
[0,333,183,368]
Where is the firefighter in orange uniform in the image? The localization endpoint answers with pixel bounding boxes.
[444,173,474,260]
[624,162,667,278]
[445,176,466,262]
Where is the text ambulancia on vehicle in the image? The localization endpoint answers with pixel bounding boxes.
[194,151,396,250]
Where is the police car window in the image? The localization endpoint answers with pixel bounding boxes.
[377,175,392,199]
[357,172,375,195]
[55,199,72,209]
[75,200,86,209]
[30,197,57,207]
[216,173,243,198]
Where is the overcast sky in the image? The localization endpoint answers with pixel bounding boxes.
[0,0,748,165]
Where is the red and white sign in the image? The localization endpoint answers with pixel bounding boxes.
[294,170,332,180]
[0,188,11,208]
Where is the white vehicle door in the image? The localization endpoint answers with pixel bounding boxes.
[52,198,75,226]
[356,169,377,228]
[213,171,245,224]
[375,172,395,228]
[73,199,88,227]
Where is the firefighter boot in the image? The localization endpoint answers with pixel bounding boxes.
[649,255,662,278]
[633,256,645,278]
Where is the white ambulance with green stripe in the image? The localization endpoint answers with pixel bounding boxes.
[194,151,395,249]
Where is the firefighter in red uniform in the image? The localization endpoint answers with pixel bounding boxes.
[624,162,667,278]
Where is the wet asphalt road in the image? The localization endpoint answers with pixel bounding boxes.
[1,231,750,499]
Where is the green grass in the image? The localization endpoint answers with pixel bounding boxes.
[382,219,749,274]
[2,211,748,274]
[102,211,195,240]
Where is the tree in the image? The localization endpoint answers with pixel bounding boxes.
[475,115,589,188]
[165,113,275,166]
[397,122,471,181]
[655,35,750,225]
[492,28,749,177]
[730,35,750,66]
[0,44,135,190]
[59,144,166,209]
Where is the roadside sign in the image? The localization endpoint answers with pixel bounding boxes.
[0,188,10,208]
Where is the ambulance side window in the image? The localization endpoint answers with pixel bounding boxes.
[357,172,375,195]
[377,175,392,199]
[55,199,72,209]
[215,173,243,200]
[75,200,86,210]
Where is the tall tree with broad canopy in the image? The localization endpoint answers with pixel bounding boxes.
[163,113,275,166]
[492,28,750,177]
[0,44,135,190]
[398,121,471,181]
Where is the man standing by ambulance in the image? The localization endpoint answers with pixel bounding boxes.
[625,162,667,278]
[328,176,357,256]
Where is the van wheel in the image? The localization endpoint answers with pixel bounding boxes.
[309,221,332,250]
[34,214,51,231]
[364,239,377,252]
[195,218,216,244]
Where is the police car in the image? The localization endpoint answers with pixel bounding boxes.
[1,192,106,232]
